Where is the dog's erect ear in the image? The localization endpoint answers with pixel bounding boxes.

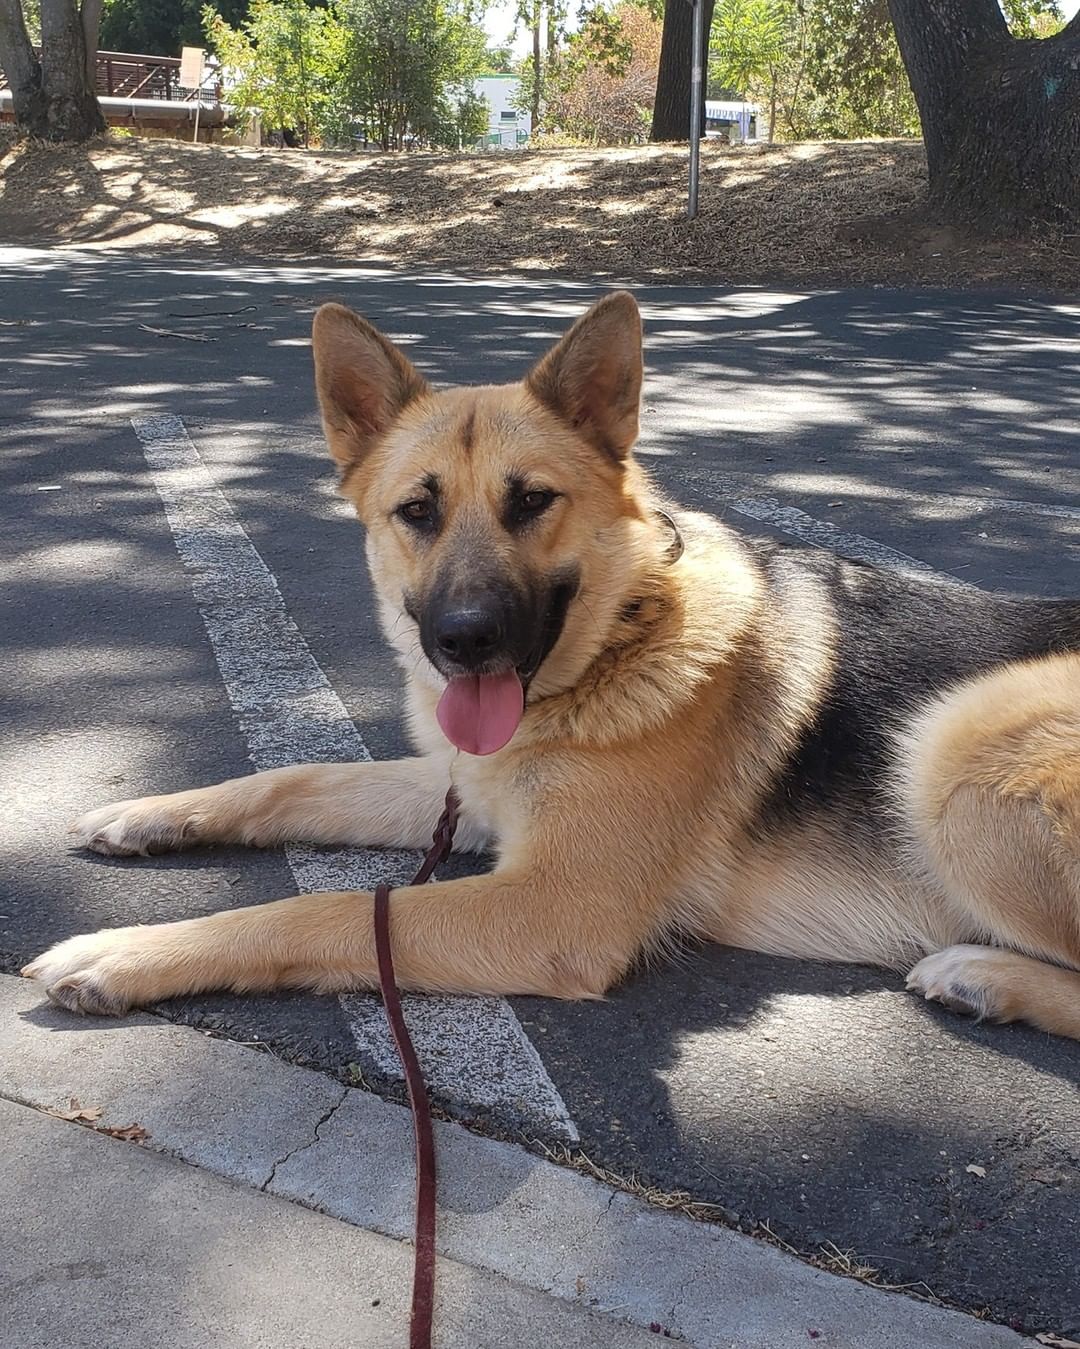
[524,291,642,461]
[311,303,430,471]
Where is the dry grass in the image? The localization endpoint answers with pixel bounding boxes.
[538,1139,966,1315]
[1,127,1076,289]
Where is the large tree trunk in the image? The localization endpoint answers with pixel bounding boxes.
[0,0,47,126]
[651,0,716,142]
[0,0,104,140]
[887,0,1080,232]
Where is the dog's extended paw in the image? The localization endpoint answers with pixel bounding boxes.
[69,797,193,857]
[22,928,165,1015]
[906,945,1006,1020]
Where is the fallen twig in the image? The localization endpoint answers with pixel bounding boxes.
[138,324,217,343]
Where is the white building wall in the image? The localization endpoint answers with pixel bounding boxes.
[473,76,531,148]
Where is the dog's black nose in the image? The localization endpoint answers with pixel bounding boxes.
[434,608,504,668]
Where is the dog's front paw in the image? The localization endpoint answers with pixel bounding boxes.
[70,796,194,857]
[22,928,170,1015]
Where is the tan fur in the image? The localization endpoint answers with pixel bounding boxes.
[23,295,1080,1044]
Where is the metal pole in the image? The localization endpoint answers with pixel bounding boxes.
[688,0,705,219]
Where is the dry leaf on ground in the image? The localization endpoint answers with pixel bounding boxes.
[101,1122,150,1143]
[49,1098,104,1122]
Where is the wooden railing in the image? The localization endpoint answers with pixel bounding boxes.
[97,50,183,100]
[0,50,221,102]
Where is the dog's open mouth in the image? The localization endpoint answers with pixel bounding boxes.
[434,579,578,756]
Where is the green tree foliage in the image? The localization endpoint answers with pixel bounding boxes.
[338,0,489,149]
[709,0,788,138]
[203,0,489,148]
[802,0,918,136]
[101,0,251,54]
[1000,0,1065,38]
[19,0,40,41]
[707,0,1063,141]
[203,0,348,143]
[710,0,785,97]
[513,0,567,130]
[431,85,489,147]
[481,42,516,73]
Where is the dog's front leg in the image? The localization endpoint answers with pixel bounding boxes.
[23,850,666,1014]
[71,758,489,856]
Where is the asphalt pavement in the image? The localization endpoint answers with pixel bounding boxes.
[1,248,1077,1337]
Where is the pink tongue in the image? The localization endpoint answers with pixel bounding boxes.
[436,670,524,755]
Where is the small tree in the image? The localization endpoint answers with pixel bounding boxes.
[431,85,488,148]
[203,0,348,147]
[0,0,106,140]
[513,0,566,133]
[545,1,662,145]
[339,0,487,150]
[482,41,515,74]
[710,0,786,137]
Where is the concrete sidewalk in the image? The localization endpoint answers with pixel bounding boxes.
[3,1096,657,1349]
[1,974,1030,1349]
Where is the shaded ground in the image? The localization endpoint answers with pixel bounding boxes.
[1,129,1076,290]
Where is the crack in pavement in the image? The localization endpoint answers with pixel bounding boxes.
[260,1086,349,1192]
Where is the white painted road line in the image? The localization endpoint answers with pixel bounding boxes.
[961,494,1080,522]
[684,470,1078,584]
[726,491,966,583]
[680,470,970,586]
[131,413,578,1141]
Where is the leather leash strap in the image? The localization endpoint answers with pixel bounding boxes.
[373,788,460,1349]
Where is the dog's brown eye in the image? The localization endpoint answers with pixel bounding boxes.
[399,499,433,524]
[520,490,555,515]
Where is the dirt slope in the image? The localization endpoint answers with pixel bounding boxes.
[1,129,1074,290]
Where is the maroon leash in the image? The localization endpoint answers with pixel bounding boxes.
[373,788,459,1349]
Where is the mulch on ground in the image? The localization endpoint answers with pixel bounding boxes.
[1,127,1075,290]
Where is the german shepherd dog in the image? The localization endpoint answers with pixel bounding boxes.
[23,293,1080,1041]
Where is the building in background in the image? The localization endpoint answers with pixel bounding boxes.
[473,75,530,149]
[704,100,759,142]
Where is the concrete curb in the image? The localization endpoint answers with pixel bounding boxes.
[1,975,1028,1348]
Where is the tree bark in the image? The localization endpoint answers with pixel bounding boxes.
[0,0,105,140]
[887,0,1080,232]
[0,0,47,126]
[651,0,716,142]
[531,1,541,132]
[767,68,777,143]
[80,0,101,87]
